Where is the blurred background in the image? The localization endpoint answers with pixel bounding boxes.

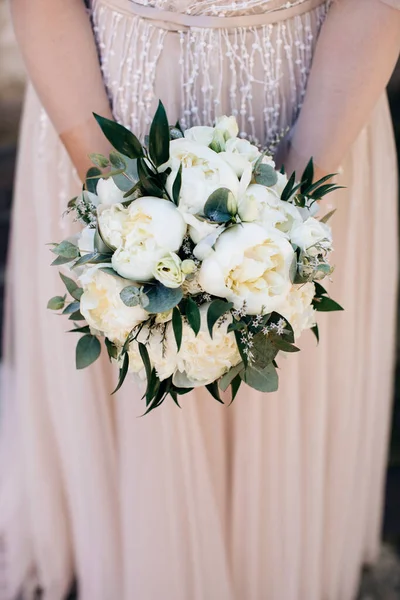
[0,1,399,597]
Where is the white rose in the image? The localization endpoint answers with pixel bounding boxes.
[173,304,241,388]
[215,115,239,140]
[239,184,303,236]
[199,223,295,315]
[79,265,148,344]
[290,217,333,257]
[98,197,186,281]
[219,138,261,177]
[153,252,185,289]
[277,282,316,339]
[166,139,239,215]
[184,126,214,147]
[78,227,95,254]
[96,177,127,205]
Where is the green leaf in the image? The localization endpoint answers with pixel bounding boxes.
[62,301,81,315]
[234,330,248,367]
[170,389,182,408]
[149,100,170,167]
[89,153,110,169]
[112,352,130,394]
[207,299,234,338]
[52,240,80,260]
[172,307,183,351]
[251,332,279,368]
[109,151,127,170]
[254,163,278,187]
[289,254,297,284]
[73,252,112,268]
[219,362,244,392]
[272,338,300,353]
[68,309,85,321]
[100,267,117,276]
[320,209,336,224]
[120,285,141,307]
[105,337,118,361]
[313,296,344,312]
[185,297,201,336]
[169,126,184,140]
[172,164,182,206]
[85,167,102,194]
[94,114,143,159]
[137,157,163,197]
[76,334,101,369]
[268,312,295,343]
[112,157,139,192]
[138,342,152,384]
[204,188,236,223]
[59,272,83,301]
[173,386,194,396]
[227,320,246,333]
[310,184,345,199]
[311,324,319,344]
[306,174,336,196]
[300,158,314,194]
[314,282,327,297]
[240,362,279,393]
[68,325,91,334]
[280,170,296,201]
[145,368,160,406]
[230,375,242,403]
[143,282,183,313]
[206,381,224,404]
[47,295,66,310]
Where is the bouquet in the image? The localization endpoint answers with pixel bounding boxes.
[48,101,343,413]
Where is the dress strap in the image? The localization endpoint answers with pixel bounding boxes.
[101,0,327,30]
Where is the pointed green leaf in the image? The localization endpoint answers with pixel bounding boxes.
[320,209,336,224]
[93,113,143,159]
[172,307,183,351]
[143,282,183,313]
[206,381,224,404]
[52,240,80,260]
[207,299,234,338]
[230,375,242,403]
[59,272,83,300]
[312,296,344,312]
[172,163,182,206]
[105,337,118,361]
[311,324,319,344]
[219,362,244,392]
[300,158,314,194]
[185,297,201,336]
[280,170,296,201]
[149,100,170,167]
[62,301,81,315]
[76,334,101,369]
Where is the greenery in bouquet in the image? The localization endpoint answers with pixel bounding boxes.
[48,101,343,413]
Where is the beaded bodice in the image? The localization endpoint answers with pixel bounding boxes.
[131,0,311,17]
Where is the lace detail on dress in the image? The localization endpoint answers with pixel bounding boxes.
[131,0,313,17]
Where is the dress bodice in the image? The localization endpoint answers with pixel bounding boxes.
[131,0,313,17]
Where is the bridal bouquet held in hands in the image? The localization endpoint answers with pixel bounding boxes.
[48,102,343,413]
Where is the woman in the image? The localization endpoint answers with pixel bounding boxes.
[1,0,399,598]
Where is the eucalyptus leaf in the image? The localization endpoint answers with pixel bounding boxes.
[68,309,85,321]
[149,100,170,167]
[207,299,234,338]
[251,332,279,368]
[254,163,278,187]
[52,241,80,260]
[120,285,141,307]
[169,126,184,140]
[94,114,144,159]
[185,297,201,336]
[89,153,109,169]
[109,151,127,170]
[99,267,117,276]
[47,295,66,311]
[112,157,139,192]
[204,188,236,223]
[73,252,112,267]
[219,362,244,392]
[62,301,81,315]
[60,272,83,300]
[76,334,101,370]
[172,307,183,351]
[272,338,300,353]
[241,362,279,393]
[143,282,183,313]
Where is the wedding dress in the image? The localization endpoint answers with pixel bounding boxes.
[1,0,399,599]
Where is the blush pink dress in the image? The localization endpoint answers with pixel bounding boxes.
[0,1,399,599]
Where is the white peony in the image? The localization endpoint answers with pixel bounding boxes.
[166,139,239,216]
[98,197,187,282]
[78,227,95,254]
[290,217,333,257]
[184,126,214,147]
[96,177,127,205]
[199,223,295,315]
[173,304,241,388]
[239,184,303,236]
[153,252,185,289]
[215,115,239,140]
[277,282,316,339]
[79,265,148,344]
[219,138,261,177]
[183,213,225,261]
